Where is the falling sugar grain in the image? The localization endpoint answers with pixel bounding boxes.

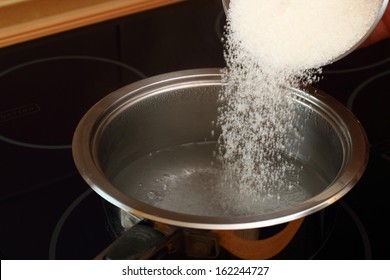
[217,0,383,199]
[110,0,383,217]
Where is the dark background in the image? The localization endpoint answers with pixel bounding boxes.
[0,0,389,259]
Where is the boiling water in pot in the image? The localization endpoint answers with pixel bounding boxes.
[112,140,326,216]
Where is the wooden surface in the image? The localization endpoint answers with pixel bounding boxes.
[0,0,183,48]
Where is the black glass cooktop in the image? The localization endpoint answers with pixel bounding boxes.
[1,0,389,260]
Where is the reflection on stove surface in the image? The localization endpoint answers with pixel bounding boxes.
[0,0,389,259]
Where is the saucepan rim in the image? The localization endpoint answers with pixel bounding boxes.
[72,68,369,230]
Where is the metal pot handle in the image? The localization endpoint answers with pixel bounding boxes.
[95,224,166,260]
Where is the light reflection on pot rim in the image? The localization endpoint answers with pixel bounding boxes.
[72,68,369,230]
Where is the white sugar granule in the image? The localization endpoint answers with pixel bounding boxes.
[228,0,383,70]
[217,0,381,199]
[218,49,317,197]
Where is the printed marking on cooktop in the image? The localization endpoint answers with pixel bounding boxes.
[0,103,40,123]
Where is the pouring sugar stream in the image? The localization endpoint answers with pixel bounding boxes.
[216,0,387,197]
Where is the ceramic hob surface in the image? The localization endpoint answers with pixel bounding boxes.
[0,0,389,260]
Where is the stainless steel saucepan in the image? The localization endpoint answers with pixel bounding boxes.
[72,68,368,258]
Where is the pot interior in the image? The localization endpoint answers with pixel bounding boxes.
[73,69,367,229]
[98,84,340,215]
